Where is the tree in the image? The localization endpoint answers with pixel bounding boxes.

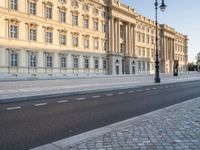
[196,52,200,71]
[196,52,200,64]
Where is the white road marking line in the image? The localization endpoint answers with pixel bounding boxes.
[57,100,69,103]
[118,92,125,95]
[6,106,21,110]
[152,88,157,90]
[145,88,150,91]
[128,91,134,93]
[76,97,86,101]
[34,103,47,106]
[92,95,101,98]
[106,94,113,96]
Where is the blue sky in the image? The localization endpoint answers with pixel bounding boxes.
[121,0,200,62]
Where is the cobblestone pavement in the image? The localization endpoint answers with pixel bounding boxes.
[46,97,200,150]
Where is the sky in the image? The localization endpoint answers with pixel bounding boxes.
[121,0,200,62]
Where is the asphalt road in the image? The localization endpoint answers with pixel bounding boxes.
[0,80,200,150]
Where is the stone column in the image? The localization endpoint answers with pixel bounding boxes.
[125,23,128,55]
[132,24,136,57]
[117,19,120,53]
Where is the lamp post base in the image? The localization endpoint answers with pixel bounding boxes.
[154,77,161,83]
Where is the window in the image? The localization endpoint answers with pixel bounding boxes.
[11,0,17,10]
[142,35,145,43]
[10,25,18,39]
[142,48,145,57]
[147,62,150,71]
[30,53,37,67]
[147,36,150,44]
[45,6,52,19]
[84,38,89,48]
[46,32,53,43]
[72,36,78,47]
[94,59,99,69]
[83,18,89,28]
[29,2,36,15]
[139,48,141,56]
[94,21,98,31]
[72,15,78,26]
[103,60,107,69]
[46,55,52,68]
[73,57,78,68]
[120,25,124,39]
[94,39,99,49]
[60,11,66,22]
[147,49,150,57]
[142,62,145,71]
[103,41,106,51]
[120,42,124,53]
[29,29,37,41]
[10,52,18,67]
[151,37,154,45]
[61,56,67,68]
[138,61,141,71]
[84,58,89,69]
[60,34,66,45]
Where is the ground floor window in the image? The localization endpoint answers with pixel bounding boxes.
[103,60,107,69]
[10,52,18,67]
[73,57,79,68]
[60,56,67,68]
[94,59,99,69]
[46,55,53,68]
[84,58,89,69]
[30,53,37,68]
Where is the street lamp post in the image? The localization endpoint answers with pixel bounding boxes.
[154,0,167,83]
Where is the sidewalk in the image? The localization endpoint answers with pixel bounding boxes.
[33,97,200,150]
[0,73,200,103]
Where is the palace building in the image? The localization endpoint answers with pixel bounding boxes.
[0,0,188,77]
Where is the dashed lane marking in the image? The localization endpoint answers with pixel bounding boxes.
[76,97,86,101]
[128,91,134,93]
[57,100,69,103]
[34,103,47,106]
[92,95,101,98]
[106,94,113,96]
[145,88,150,91]
[118,92,125,95]
[6,106,21,110]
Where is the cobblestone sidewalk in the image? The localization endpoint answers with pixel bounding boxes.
[33,97,200,150]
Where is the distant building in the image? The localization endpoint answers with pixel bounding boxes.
[0,0,188,77]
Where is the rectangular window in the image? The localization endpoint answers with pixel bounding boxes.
[94,59,99,69]
[103,60,107,69]
[30,54,37,67]
[142,62,145,71]
[46,32,53,43]
[60,34,66,45]
[138,61,141,71]
[60,11,66,22]
[84,59,89,69]
[46,55,52,68]
[72,36,78,47]
[72,15,78,26]
[29,29,37,41]
[29,2,36,15]
[142,48,145,57]
[73,57,78,68]
[10,53,18,67]
[61,56,66,68]
[11,0,17,10]
[120,25,124,39]
[83,19,89,28]
[10,25,18,38]
[94,21,98,31]
[84,38,89,48]
[46,7,52,19]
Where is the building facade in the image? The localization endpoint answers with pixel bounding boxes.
[0,0,188,77]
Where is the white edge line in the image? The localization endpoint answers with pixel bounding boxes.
[57,100,69,103]
[6,106,21,110]
[34,103,47,106]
